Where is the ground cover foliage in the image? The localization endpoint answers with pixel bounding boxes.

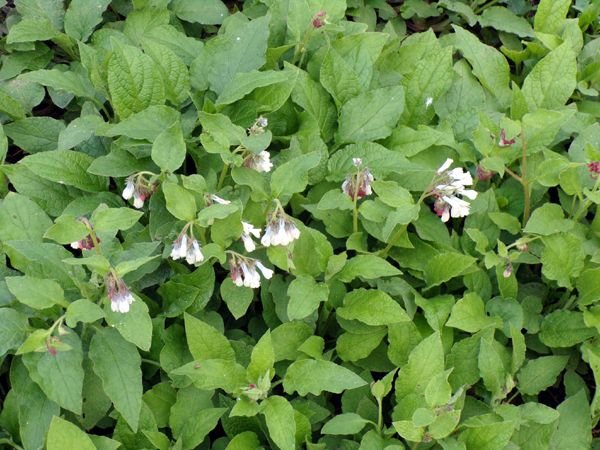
[0,0,600,448]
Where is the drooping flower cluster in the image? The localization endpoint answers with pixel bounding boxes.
[70,235,99,250]
[261,211,301,247]
[497,129,516,147]
[588,161,600,178]
[122,174,156,208]
[341,158,374,200]
[247,116,268,135]
[243,151,273,173]
[241,221,261,252]
[312,10,329,28]
[106,272,135,313]
[170,227,204,266]
[430,158,478,222]
[229,254,273,289]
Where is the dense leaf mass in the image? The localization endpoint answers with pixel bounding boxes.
[0,0,600,448]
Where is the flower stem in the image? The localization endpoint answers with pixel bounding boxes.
[352,172,361,233]
[573,177,600,222]
[217,163,229,191]
[376,398,383,435]
[520,132,531,227]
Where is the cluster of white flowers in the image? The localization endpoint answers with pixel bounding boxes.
[106,272,135,313]
[243,150,273,173]
[432,158,478,222]
[122,175,154,209]
[341,157,374,199]
[261,214,300,247]
[170,233,204,265]
[241,221,261,252]
[230,256,273,289]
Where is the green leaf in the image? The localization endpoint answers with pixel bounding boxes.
[171,359,247,394]
[225,431,261,450]
[271,322,314,361]
[522,43,577,111]
[337,289,410,326]
[517,355,569,395]
[336,86,405,145]
[203,15,270,95]
[171,397,226,450]
[395,332,444,407]
[524,204,573,235]
[459,416,514,450]
[337,329,386,362]
[21,150,107,192]
[4,117,65,153]
[261,396,296,450]
[271,151,321,200]
[92,207,143,232]
[322,413,370,435]
[247,330,275,382]
[47,416,96,450]
[452,25,511,106]
[216,69,289,105]
[220,278,254,319]
[447,293,500,333]
[89,328,142,432]
[98,105,179,140]
[107,42,165,119]
[6,17,60,43]
[550,390,592,449]
[0,192,52,242]
[184,313,235,362]
[478,332,509,400]
[327,142,411,181]
[162,182,197,221]
[19,68,96,100]
[540,310,596,348]
[105,298,153,351]
[534,0,571,35]
[0,90,26,119]
[541,234,585,289]
[151,121,186,173]
[44,214,89,244]
[577,267,600,306]
[65,299,105,327]
[336,254,402,282]
[283,359,367,396]
[159,265,215,317]
[478,6,534,38]
[320,47,361,107]
[287,276,329,321]
[23,332,84,415]
[58,115,104,150]
[0,308,29,356]
[425,252,477,287]
[171,0,228,25]
[6,276,67,310]
[143,41,191,105]
[64,0,111,41]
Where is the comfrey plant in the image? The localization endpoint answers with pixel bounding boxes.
[1,0,600,449]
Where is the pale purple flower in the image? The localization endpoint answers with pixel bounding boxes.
[170,232,203,266]
[229,256,273,289]
[122,177,135,200]
[261,215,300,247]
[106,273,135,314]
[342,165,374,199]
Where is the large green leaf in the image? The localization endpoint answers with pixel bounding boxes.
[6,275,67,310]
[287,276,329,321]
[283,359,367,395]
[0,192,52,242]
[184,313,235,362]
[0,308,29,357]
[337,289,410,326]
[260,396,296,450]
[534,0,571,35]
[336,86,405,145]
[107,42,166,119]
[522,43,577,111]
[21,150,107,192]
[64,0,111,41]
[89,328,143,431]
[22,332,84,414]
[171,0,228,25]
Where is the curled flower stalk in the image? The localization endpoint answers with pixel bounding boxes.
[122,172,157,209]
[427,158,478,222]
[229,253,274,289]
[170,223,204,266]
[106,271,135,313]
